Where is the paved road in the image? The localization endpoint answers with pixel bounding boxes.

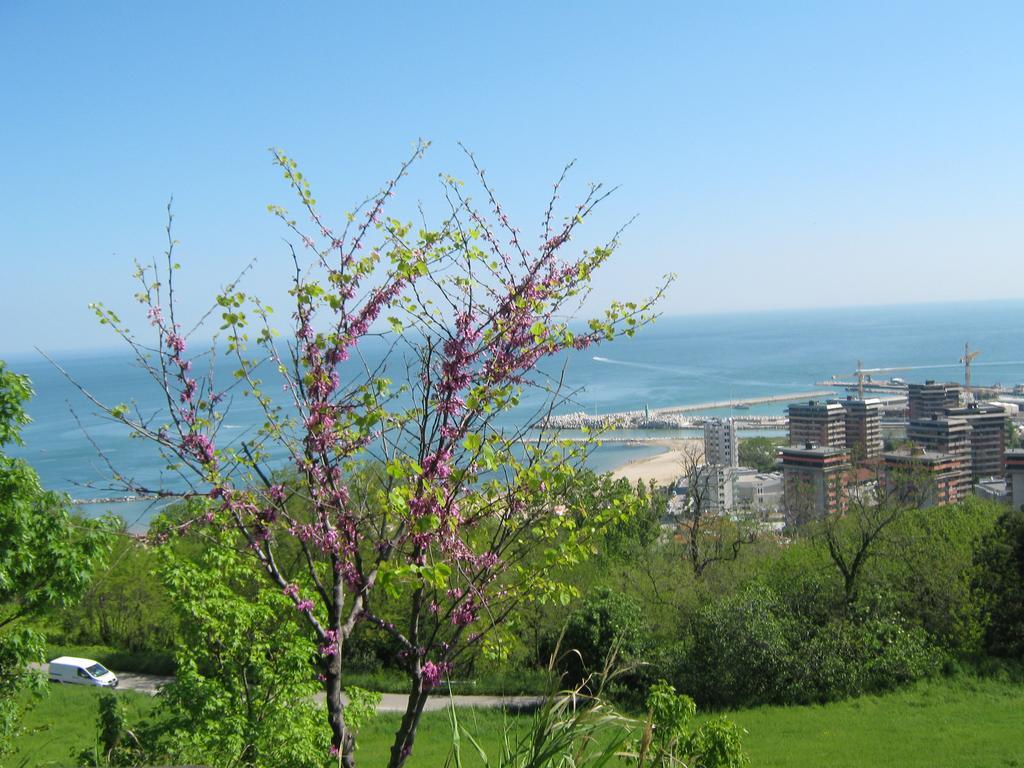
[32,664,540,711]
[344,692,541,712]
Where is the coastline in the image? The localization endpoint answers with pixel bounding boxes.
[608,438,700,487]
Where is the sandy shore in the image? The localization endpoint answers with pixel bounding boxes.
[609,438,702,487]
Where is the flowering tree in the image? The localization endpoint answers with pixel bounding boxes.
[79,143,671,766]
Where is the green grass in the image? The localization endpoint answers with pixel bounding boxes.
[726,675,1024,768]
[2,684,159,768]
[357,708,526,767]
[4,675,1023,767]
[355,676,1024,767]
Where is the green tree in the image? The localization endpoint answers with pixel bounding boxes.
[147,524,329,768]
[974,506,1024,659]
[864,498,1000,655]
[0,362,111,755]
[1006,417,1021,450]
[557,587,651,697]
[814,463,930,608]
[60,526,175,655]
[737,437,781,473]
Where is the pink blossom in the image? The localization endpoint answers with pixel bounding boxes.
[165,333,186,354]
[451,600,476,627]
[320,629,339,656]
[421,660,445,689]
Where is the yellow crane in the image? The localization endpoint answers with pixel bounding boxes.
[960,342,981,395]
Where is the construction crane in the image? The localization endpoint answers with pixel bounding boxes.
[960,342,981,394]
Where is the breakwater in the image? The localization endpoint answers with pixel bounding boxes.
[543,390,835,430]
[71,494,161,506]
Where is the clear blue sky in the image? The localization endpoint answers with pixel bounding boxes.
[2,1,1023,356]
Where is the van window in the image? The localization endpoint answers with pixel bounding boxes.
[77,668,91,679]
[86,663,109,677]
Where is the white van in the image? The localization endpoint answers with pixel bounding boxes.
[48,656,119,688]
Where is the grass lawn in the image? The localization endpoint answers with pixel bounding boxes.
[357,676,1024,767]
[3,684,159,768]
[4,675,1022,767]
[728,675,1024,768]
[356,708,535,767]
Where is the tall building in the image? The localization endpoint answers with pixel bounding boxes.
[907,415,973,499]
[945,403,1008,480]
[787,400,846,449]
[1007,449,1024,510]
[883,449,966,507]
[908,380,962,420]
[780,444,850,526]
[830,396,883,460]
[703,417,738,467]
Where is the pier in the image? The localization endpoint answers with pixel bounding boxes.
[544,390,836,430]
[71,494,162,506]
[650,390,838,415]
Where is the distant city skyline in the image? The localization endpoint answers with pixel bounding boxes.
[2,1,1024,355]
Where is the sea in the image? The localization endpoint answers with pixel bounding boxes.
[5,299,1023,530]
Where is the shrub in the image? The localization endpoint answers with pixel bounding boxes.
[791,614,938,703]
[678,583,939,708]
[556,587,651,697]
[680,583,797,707]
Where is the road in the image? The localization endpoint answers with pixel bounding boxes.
[32,665,541,711]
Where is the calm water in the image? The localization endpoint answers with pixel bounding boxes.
[5,300,1023,528]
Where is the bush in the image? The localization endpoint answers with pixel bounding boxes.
[863,499,999,656]
[680,584,798,707]
[57,533,176,656]
[554,587,651,697]
[792,614,938,703]
[677,583,939,708]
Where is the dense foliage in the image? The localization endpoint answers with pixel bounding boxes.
[736,437,781,473]
[974,507,1024,659]
[0,363,111,755]
[48,478,1018,735]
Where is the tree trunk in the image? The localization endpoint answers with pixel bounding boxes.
[325,652,356,767]
[387,681,429,768]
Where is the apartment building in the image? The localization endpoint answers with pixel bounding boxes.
[945,403,1008,480]
[908,380,962,420]
[907,415,973,499]
[830,396,883,460]
[703,417,738,467]
[882,449,966,507]
[780,444,850,526]
[787,400,846,449]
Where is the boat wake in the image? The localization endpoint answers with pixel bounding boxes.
[592,356,697,376]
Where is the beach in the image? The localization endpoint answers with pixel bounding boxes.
[609,438,701,486]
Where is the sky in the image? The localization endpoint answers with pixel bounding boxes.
[2,1,1023,356]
